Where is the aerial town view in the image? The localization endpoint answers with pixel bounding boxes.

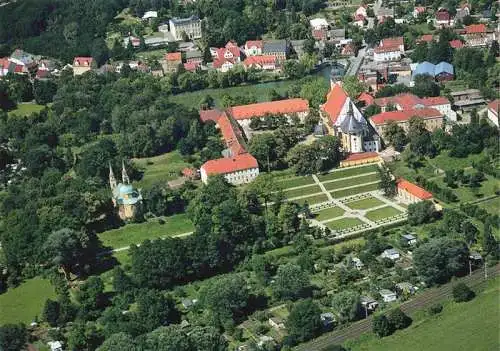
[0,0,499,350]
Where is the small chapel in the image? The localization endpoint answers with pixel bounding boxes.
[109,161,143,220]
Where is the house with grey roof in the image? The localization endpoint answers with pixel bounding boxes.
[263,40,288,61]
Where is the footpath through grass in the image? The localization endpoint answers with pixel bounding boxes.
[346,277,500,351]
[98,213,194,249]
[0,277,56,325]
[133,151,191,189]
[7,103,45,117]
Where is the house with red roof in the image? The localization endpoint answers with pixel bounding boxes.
[369,108,444,139]
[321,82,380,153]
[397,179,433,204]
[212,41,242,72]
[462,24,492,47]
[72,57,95,75]
[487,99,499,127]
[341,43,356,56]
[339,152,382,167]
[0,57,9,77]
[244,40,263,56]
[435,8,453,27]
[416,34,434,44]
[374,37,404,62]
[357,92,374,107]
[413,6,426,18]
[183,61,200,72]
[243,55,277,71]
[353,13,366,27]
[162,52,183,73]
[449,39,464,49]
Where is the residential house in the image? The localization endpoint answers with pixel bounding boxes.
[228,98,309,128]
[169,16,202,41]
[401,233,417,245]
[185,50,203,64]
[48,341,63,351]
[321,82,381,153]
[341,43,356,56]
[449,39,464,49]
[373,93,456,121]
[9,49,38,74]
[183,62,199,71]
[381,248,400,261]
[376,7,394,22]
[413,6,426,18]
[455,4,470,22]
[72,57,94,75]
[487,99,499,127]
[329,0,351,8]
[212,41,242,72]
[162,52,182,73]
[361,296,379,311]
[355,5,368,18]
[435,8,453,27]
[244,40,263,56]
[353,13,366,27]
[412,61,454,82]
[313,28,328,41]
[290,40,306,58]
[379,289,397,302]
[374,37,404,62]
[243,55,277,71]
[268,317,286,330]
[396,178,433,204]
[310,18,329,30]
[262,40,288,62]
[462,24,494,47]
[416,34,434,44]
[0,57,10,76]
[395,282,416,295]
[451,89,486,111]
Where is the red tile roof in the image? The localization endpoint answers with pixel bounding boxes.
[201,153,258,175]
[357,92,374,106]
[183,62,199,71]
[435,9,450,21]
[0,57,8,68]
[217,112,246,155]
[214,46,241,60]
[342,43,356,55]
[344,152,379,162]
[418,34,434,42]
[414,6,426,13]
[166,52,182,61]
[14,65,24,73]
[73,57,93,66]
[397,179,433,200]
[228,99,309,120]
[245,40,263,49]
[312,29,327,40]
[243,55,277,67]
[488,99,499,115]
[213,58,235,69]
[354,14,365,21]
[322,83,348,124]
[371,108,442,125]
[465,24,486,34]
[422,96,450,106]
[374,45,401,53]
[381,37,404,48]
[199,109,225,123]
[449,39,464,49]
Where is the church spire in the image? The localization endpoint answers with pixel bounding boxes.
[109,162,117,190]
[122,160,130,184]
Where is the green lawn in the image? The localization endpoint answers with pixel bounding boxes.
[133,151,191,189]
[317,165,378,182]
[331,183,380,198]
[283,184,322,199]
[346,279,500,351]
[98,214,194,249]
[170,79,298,109]
[326,217,364,230]
[278,176,316,189]
[477,196,500,215]
[346,197,385,210]
[427,153,484,172]
[323,173,380,191]
[365,206,402,221]
[290,194,329,206]
[8,103,45,117]
[314,206,345,221]
[432,174,499,203]
[0,277,56,325]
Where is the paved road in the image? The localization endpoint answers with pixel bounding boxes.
[295,264,500,351]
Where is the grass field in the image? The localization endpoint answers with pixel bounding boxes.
[8,103,45,117]
[170,79,298,109]
[346,197,385,210]
[0,277,56,325]
[477,196,500,215]
[317,165,378,182]
[98,214,194,249]
[291,193,329,206]
[283,184,322,199]
[133,151,191,189]
[331,182,380,198]
[326,217,364,230]
[346,278,500,351]
[278,176,316,189]
[365,206,402,221]
[314,206,345,221]
[323,173,380,191]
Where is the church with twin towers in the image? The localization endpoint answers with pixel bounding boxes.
[109,161,143,220]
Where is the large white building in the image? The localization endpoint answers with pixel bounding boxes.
[373,37,404,62]
[374,93,456,121]
[169,16,202,41]
[487,99,499,127]
[397,179,433,204]
[200,153,259,185]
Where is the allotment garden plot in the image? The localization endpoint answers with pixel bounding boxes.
[277,164,408,237]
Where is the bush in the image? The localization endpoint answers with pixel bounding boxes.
[428,303,443,315]
[452,283,475,302]
[387,308,412,330]
[372,314,394,337]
